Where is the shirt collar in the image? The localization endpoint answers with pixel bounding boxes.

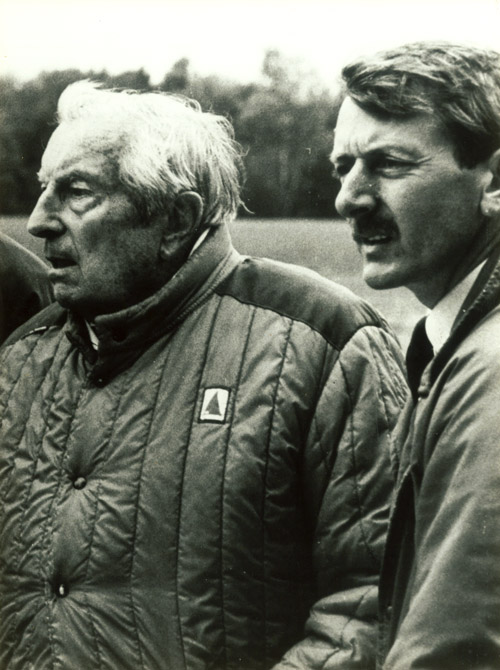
[85,321,100,350]
[425,261,486,354]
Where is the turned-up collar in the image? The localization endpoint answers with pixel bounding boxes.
[65,223,240,383]
[84,228,211,351]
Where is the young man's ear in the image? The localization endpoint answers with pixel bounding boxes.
[159,191,204,262]
[480,149,500,218]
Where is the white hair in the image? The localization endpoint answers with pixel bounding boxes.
[56,80,244,224]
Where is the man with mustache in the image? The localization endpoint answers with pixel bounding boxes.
[332,42,500,668]
[0,81,407,669]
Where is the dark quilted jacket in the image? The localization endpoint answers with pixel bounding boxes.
[0,231,53,344]
[0,224,407,670]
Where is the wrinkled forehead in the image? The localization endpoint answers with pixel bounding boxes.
[40,119,128,180]
[332,96,452,158]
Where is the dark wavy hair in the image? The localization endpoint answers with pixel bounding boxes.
[340,41,500,168]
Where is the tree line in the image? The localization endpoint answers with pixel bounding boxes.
[0,51,342,218]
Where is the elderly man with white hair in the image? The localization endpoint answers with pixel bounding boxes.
[0,82,406,670]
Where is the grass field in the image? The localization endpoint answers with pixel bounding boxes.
[1,216,425,348]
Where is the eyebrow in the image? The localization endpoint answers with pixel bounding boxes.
[331,145,423,164]
[37,168,99,184]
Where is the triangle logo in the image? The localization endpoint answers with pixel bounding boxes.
[200,387,230,423]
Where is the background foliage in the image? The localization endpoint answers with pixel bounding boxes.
[0,51,342,217]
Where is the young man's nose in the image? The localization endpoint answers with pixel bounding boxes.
[335,163,377,220]
[28,188,65,239]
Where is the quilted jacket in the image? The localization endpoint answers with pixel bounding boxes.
[0,224,407,670]
[378,245,500,669]
[0,231,53,344]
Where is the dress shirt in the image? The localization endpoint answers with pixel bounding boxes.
[425,261,486,354]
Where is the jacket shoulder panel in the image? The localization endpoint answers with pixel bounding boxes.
[1,302,66,348]
[0,233,54,343]
[215,256,389,350]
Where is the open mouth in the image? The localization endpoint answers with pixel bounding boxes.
[353,233,393,245]
[48,258,75,269]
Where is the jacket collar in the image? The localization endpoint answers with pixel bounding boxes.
[418,241,500,397]
[65,223,240,383]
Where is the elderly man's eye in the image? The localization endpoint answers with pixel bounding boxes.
[68,186,92,197]
[57,182,93,201]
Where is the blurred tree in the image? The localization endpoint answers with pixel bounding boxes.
[160,58,190,93]
[0,78,24,213]
[1,69,101,213]
[238,49,338,217]
[0,54,341,218]
[107,68,151,90]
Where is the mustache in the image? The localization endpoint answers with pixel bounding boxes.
[351,212,398,244]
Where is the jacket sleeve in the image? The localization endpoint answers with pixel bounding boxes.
[275,325,408,669]
[384,331,500,669]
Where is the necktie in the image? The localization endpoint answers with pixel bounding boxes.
[406,317,434,401]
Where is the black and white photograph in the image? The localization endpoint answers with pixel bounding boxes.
[1,1,499,668]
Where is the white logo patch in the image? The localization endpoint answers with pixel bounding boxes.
[200,388,230,423]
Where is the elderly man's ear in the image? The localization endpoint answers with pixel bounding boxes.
[159,191,204,263]
[480,149,500,219]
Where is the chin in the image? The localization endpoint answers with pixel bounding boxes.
[53,289,94,317]
[362,270,402,291]
[52,288,74,309]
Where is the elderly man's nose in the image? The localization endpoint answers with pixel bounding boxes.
[28,189,65,238]
[335,167,376,219]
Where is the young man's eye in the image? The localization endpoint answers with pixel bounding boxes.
[374,157,413,172]
[382,159,403,168]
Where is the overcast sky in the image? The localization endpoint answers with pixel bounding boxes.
[1,0,499,88]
